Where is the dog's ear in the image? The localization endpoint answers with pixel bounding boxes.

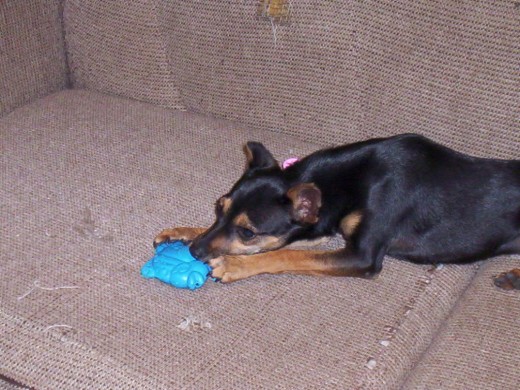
[244,142,278,171]
[286,183,322,224]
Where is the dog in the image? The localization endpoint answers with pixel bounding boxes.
[154,134,520,289]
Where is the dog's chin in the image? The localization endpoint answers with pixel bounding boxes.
[194,242,287,262]
[230,245,286,257]
[193,249,255,262]
[205,248,269,260]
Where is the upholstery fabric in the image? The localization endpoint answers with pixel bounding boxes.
[2,1,519,388]
[402,256,520,390]
[0,376,25,390]
[158,1,519,157]
[0,0,67,116]
[0,90,480,389]
[63,0,183,110]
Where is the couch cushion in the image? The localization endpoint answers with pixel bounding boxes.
[402,256,520,390]
[0,0,67,116]
[0,90,484,389]
[63,0,183,110]
[157,1,518,158]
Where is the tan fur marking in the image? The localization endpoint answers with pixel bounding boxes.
[257,235,286,250]
[208,234,229,252]
[219,197,233,214]
[228,235,286,255]
[287,237,332,249]
[213,212,287,254]
[233,212,255,231]
[340,211,363,237]
[227,239,245,253]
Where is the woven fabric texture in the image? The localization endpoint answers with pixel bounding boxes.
[63,0,183,110]
[158,0,518,157]
[402,256,520,390]
[1,90,484,389]
[0,0,67,116]
[0,377,25,390]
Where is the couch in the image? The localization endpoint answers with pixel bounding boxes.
[1,1,518,389]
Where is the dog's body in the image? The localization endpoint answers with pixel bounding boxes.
[155,134,520,287]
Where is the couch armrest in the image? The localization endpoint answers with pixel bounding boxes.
[0,1,68,117]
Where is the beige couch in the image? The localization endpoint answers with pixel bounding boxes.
[1,1,518,389]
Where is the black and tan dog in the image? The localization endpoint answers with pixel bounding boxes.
[154,134,520,289]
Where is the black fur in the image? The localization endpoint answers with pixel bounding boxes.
[191,134,520,276]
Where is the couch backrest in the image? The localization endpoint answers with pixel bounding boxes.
[64,0,183,110]
[0,1,68,116]
[63,1,519,158]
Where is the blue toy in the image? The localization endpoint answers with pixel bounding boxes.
[141,241,211,290]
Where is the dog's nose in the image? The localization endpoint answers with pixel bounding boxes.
[189,244,208,262]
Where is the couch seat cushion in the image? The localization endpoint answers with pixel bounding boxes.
[0,90,481,389]
[402,256,520,390]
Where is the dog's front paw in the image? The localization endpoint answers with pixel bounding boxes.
[209,255,252,283]
[493,269,520,290]
[153,227,202,248]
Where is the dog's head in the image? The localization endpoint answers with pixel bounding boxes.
[190,142,322,261]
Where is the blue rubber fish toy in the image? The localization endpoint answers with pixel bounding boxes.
[141,241,211,290]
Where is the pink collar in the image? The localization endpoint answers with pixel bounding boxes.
[282,157,299,169]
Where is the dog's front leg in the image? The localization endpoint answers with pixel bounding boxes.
[208,248,377,283]
[153,227,207,247]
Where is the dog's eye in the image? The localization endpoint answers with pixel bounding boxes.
[237,226,256,241]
